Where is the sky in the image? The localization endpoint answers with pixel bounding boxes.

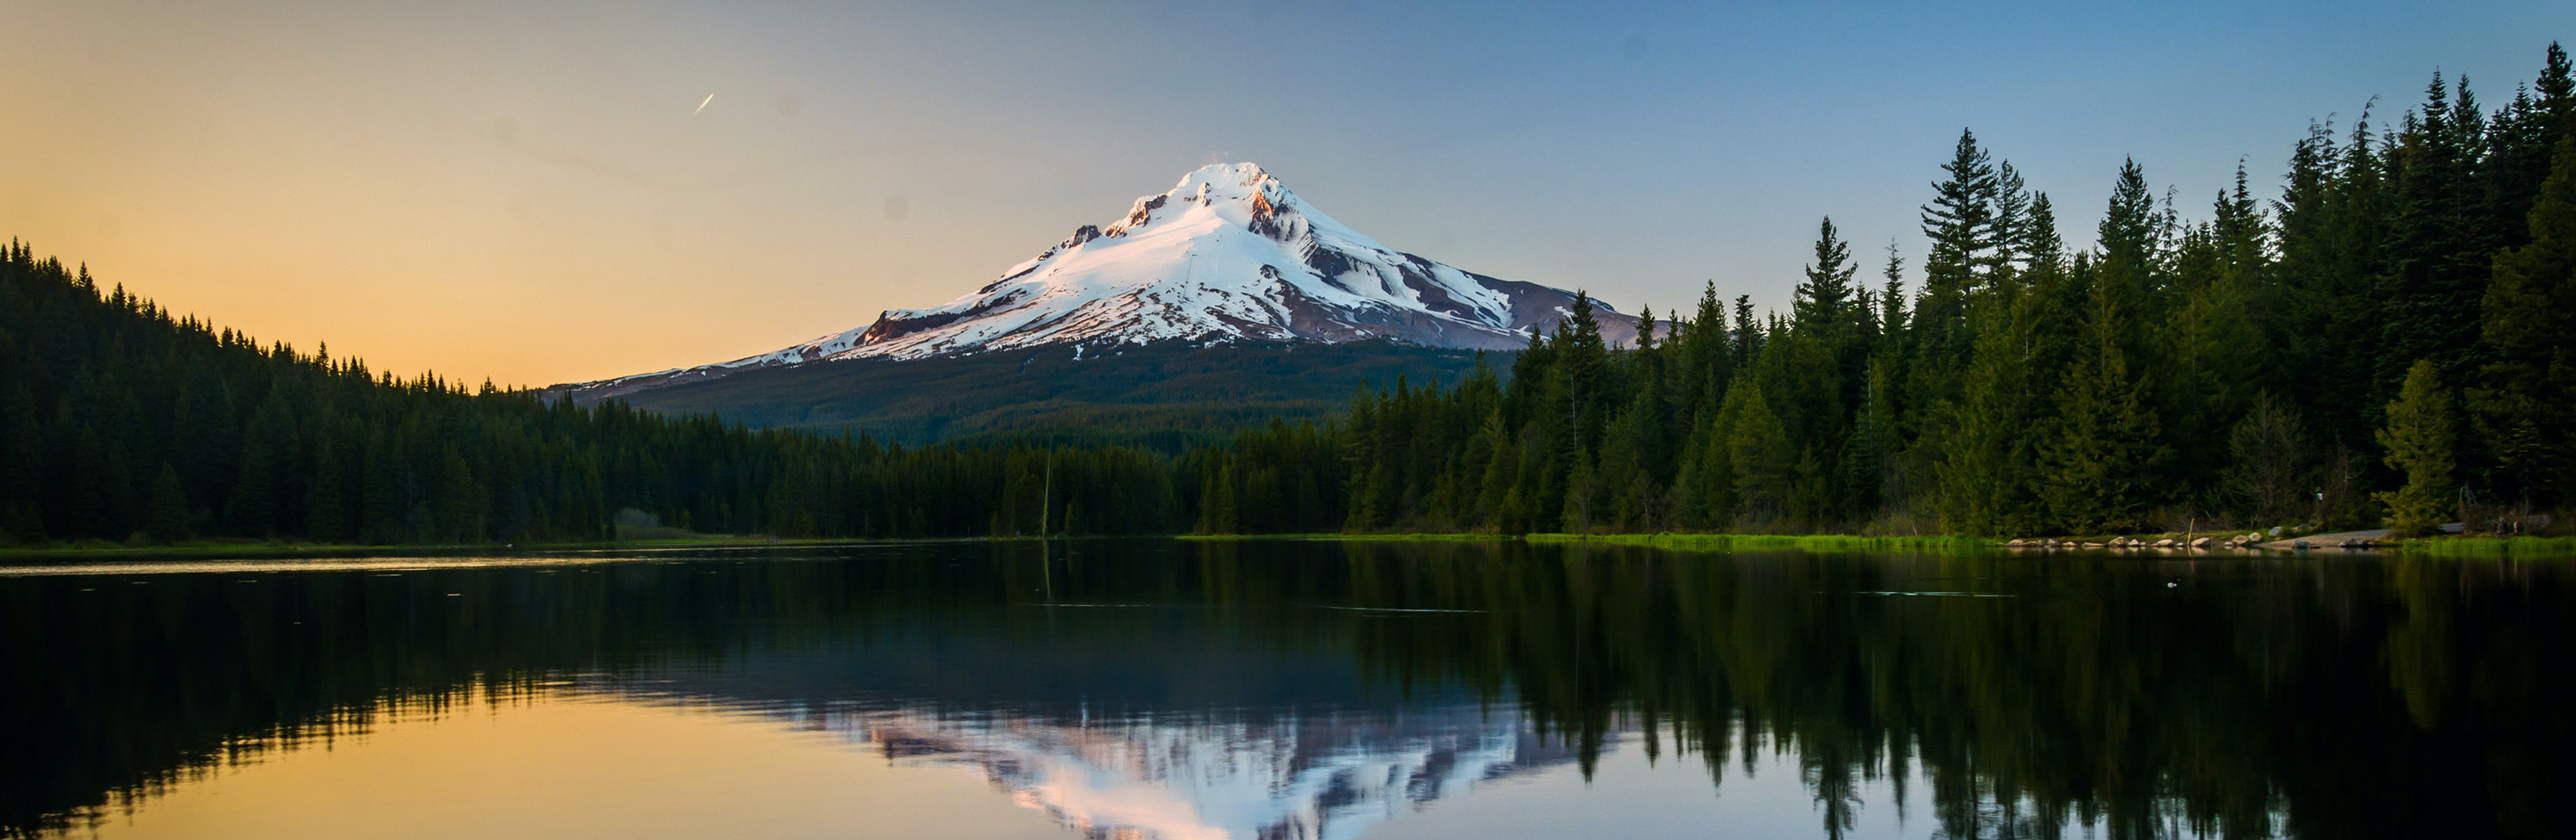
[3,1,2570,387]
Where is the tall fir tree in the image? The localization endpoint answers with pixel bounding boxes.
[2375,359,2460,535]
[1916,129,2000,366]
[1877,242,1911,346]
[1794,217,1859,329]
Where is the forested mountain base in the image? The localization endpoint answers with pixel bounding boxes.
[546,338,1491,450]
[7,45,2573,547]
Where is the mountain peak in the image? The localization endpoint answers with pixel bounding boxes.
[1165,162,1291,210]
[1171,161,1277,193]
[1100,161,1302,240]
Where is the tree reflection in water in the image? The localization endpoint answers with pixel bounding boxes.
[1,540,2567,839]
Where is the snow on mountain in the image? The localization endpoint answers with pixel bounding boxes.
[564,163,1632,398]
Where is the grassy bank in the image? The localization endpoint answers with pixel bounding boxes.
[1186,532,2002,552]
[2396,536,2576,558]
[1525,533,1999,553]
[1176,533,1511,542]
[38,531,2569,561]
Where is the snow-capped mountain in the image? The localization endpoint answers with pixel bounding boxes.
[563,163,1632,399]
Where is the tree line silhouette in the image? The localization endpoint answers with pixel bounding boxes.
[0,252,1186,546]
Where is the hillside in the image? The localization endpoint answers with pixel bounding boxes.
[548,340,1499,449]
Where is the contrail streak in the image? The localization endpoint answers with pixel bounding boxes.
[692,94,714,118]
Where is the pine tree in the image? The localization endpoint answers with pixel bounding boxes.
[2542,42,2574,125]
[1840,355,1899,520]
[2098,158,2165,312]
[1555,292,1613,453]
[2375,359,2459,535]
[1674,281,1733,417]
[1472,411,1519,529]
[1731,294,1761,368]
[1198,461,1239,534]
[2482,48,2567,253]
[2221,392,2313,525]
[145,463,190,544]
[1917,130,2000,361]
[1986,161,2031,281]
[1560,448,1601,531]
[1722,380,1791,527]
[1494,485,1531,535]
[1794,217,1858,329]
[2020,196,2083,405]
[1877,243,1910,343]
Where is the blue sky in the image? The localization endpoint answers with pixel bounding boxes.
[3,1,2569,384]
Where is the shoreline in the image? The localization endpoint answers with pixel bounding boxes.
[7,532,2568,562]
[0,534,1051,563]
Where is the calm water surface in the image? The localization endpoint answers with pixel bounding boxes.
[3,540,2568,839]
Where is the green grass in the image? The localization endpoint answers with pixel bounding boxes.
[1176,533,1511,542]
[2396,535,2576,558]
[1525,533,1999,552]
[1186,532,2008,552]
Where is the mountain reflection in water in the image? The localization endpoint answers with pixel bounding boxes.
[778,701,1569,840]
[3,539,2569,839]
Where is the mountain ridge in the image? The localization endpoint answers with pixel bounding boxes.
[540,339,1499,449]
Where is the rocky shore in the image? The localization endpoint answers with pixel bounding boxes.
[2002,528,2395,553]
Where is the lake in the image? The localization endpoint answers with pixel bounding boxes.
[3,540,2567,839]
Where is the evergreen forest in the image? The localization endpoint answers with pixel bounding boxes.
[1311,45,2576,538]
[5,44,2574,547]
